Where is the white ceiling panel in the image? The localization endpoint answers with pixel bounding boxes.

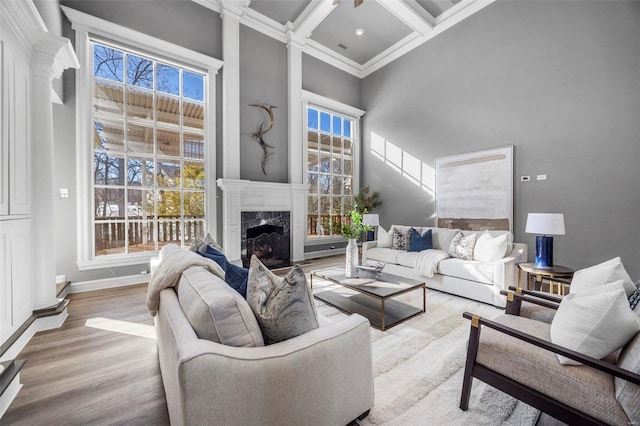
[309,0,413,65]
[249,0,311,25]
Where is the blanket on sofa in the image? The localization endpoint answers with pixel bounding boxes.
[146,244,226,316]
[414,249,451,278]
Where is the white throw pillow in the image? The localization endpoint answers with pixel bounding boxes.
[473,231,510,262]
[377,226,393,248]
[570,257,636,298]
[550,285,640,365]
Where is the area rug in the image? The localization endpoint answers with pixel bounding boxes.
[310,276,540,426]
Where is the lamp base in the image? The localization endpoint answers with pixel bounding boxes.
[535,235,554,267]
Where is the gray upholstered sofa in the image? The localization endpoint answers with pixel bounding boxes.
[362,226,527,308]
[155,266,375,426]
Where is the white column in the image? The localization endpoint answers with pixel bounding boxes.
[290,183,308,263]
[221,2,244,179]
[31,35,78,309]
[216,178,250,265]
[287,38,304,185]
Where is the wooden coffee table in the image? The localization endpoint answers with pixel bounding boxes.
[311,267,426,331]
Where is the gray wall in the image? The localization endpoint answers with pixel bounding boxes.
[361,1,640,278]
[55,0,222,282]
[303,53,362,109]
[239,25,288,182]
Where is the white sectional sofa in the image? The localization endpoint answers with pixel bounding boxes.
[362,226,527,308]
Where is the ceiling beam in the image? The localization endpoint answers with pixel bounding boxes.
[289,0,338,43]
[375,0,433,36]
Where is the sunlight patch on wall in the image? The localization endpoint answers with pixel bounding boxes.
[85,317,156,340]
[370,131,435,196]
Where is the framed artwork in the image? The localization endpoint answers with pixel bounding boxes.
[435,146,513,231]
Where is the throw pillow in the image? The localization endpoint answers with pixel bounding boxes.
[246,255,319,344]
[199,246,249,298]
[550,285,640,365]
[569,257,636,298]
[377,226,393,248]
[448,232,476,260]
[473,231,510,262]
[409,228,433,252]
[191,233,222,253]
[177,267,264,347]
[392,227,411,251]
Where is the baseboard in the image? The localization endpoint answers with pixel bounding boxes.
[69,274,150,294]
[0,368,22,418]
[304,248,346,260]
[0,307,68,363]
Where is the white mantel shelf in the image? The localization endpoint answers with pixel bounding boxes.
[217,179,308,265]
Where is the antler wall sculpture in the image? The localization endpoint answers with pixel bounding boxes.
[249,104,277,175]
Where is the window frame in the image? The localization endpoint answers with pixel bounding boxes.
[63,6,223,270]
[301,90,365,246]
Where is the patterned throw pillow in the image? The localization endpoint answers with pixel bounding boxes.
[246,255,319,344]
[629,281,640,313]
[392,227,411,251]
[448,232,477,260]
[191,233,222,253]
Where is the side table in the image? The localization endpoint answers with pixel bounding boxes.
[517,263,574,295]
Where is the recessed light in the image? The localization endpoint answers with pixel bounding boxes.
[355,28,365,36]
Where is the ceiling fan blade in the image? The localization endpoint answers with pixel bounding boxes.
[354,0,364,7]
[332,0,341,5]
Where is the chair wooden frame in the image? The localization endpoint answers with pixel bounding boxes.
[460,290,640,426]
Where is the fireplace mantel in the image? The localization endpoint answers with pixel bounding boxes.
[217,179,307,265]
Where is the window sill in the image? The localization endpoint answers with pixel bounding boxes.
[77,252,158,271]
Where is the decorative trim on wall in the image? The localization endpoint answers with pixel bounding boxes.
[217,179,308,264]
[69,274,150,294]
[193,0,496,78]
[63,6,222,270]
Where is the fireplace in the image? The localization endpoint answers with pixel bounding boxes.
[241,211,290,269]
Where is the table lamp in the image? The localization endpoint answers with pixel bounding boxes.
[362,214,379,241]
[525,213,565,267]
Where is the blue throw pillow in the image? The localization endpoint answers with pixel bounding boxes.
[199,246,249,298]
[409,228,433,252]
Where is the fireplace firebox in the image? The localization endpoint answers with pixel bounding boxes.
[241,211,290,269]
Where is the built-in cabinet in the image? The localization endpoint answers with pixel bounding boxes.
[0,220,32,343]
[0,10,33,345]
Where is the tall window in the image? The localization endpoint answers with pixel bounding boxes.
[306,107,354,239]
[91,41,206,256]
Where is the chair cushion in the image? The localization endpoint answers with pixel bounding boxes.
[177,267,264,347]
[366,247,401,264]
[477,314,630,425]
[437,258,494,284]
[570,257,636,298]
[246,255,319,345]
[615,331,640,424]
[550,284,640,365]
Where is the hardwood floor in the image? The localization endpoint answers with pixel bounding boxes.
[2,255,344,425]
[2,284,170,425]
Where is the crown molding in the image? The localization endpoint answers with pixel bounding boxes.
[0,0,49,53]
[61,5,223,72]
[190,0,494,79]
[32,34,79,81]
[302,38,363,78]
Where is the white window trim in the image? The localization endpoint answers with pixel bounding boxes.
[62,6,223,271]
[301,90,365,245]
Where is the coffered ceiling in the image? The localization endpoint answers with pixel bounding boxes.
[192,0,494,78]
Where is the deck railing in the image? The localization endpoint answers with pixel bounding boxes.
[95,216,204,253]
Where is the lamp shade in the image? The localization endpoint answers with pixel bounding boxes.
[525,213,565,235]
[362,214,379,226]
